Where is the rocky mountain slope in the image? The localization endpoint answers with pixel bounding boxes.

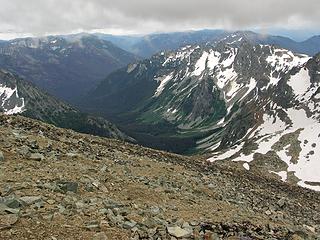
[0,35,139,102]
[82,34,320,191]
[0,70,130,141]
[0,114,319,239]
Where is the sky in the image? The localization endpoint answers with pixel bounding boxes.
[0,0,319,40]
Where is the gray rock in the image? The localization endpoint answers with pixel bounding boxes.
[29,153,45,161]
[56,181,78,193]
[4,198,22,209]
[103,199,126,209]
[0,203,20,214]
[167,226,192,238]
[150,206,161,216]
[122,220,137,229]
[277,198,286,208]
[0,151,4,161]
[17,146,30,156]
[85,183,95,192]
[107,211,124,226]
[85,220,100,231]
[0,214,19,230]
[20,196,42,205]
[92,232,108,240]
[265,210,272,215]
[34,200,45,209]
[66,153,80,158]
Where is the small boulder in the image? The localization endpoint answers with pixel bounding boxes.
[56,181,78,193]
[0,214,19,230]
[0,151,4,162]
[29,153,45,161]
[167,226,192,238]
[85,220,100,231]
[122,220,137,229]
[20,196,42,206]
[4,198,22,209]
[93,232,108,240]
[277,198,286,208]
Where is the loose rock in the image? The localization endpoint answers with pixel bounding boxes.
[167,226,192,238]
[29,153,44,161]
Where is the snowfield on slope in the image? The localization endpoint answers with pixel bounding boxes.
[209,108,320,191]
[208,65,320,191]
[149,42,319,191]
[0,84,25,114]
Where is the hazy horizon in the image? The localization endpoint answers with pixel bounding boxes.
[0,28,319,42]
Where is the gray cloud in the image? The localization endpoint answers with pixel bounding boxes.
[0,0,319,38]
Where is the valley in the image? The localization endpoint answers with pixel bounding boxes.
[1,28,320,239]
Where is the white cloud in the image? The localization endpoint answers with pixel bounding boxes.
[0,0,318,38]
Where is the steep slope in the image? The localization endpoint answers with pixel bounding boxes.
[208,53,320,191]
[0,35,139,102]
[0,70,130,141]
[83,39,308,148]
[83,36,320,190]
[0,114,319,239]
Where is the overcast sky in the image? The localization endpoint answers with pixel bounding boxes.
[0,0,319,40]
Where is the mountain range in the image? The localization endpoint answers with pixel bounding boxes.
[0,29,319,106]
[81,32,320,191]
[0,28,320,240]
[0,35,139,102]
[1,30,320,192]
[97,29,226,58]
[97,30,320,57]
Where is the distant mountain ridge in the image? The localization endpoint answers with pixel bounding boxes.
[0,35,139,103]
[97,29,226,58]
[96,30,320,57]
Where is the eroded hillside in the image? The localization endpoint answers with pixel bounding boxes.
[0,115,319,239]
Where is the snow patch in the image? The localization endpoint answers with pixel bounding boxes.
[207,50,221,70]
[287,68,311,97]
[243,163,250,170]
[0,84,25,114]
[269,171,287,182]
[192,51,209,76]
[154,73,174,97]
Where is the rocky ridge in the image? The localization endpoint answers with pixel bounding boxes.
[0,114,319,239]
